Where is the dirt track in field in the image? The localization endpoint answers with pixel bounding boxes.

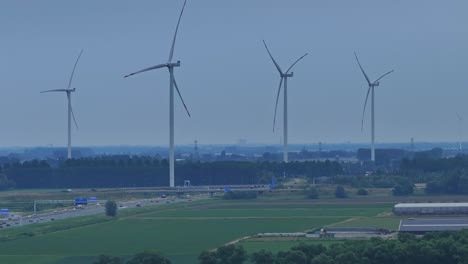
[191,195,468,209]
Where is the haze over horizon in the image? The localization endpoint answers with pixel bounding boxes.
[1,0,467,147]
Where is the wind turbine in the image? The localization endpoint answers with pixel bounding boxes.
[124,0,191,188]
[457,113,463,151]
[41,49,83,159]
[263,40,307,163]
[354,52,394,162]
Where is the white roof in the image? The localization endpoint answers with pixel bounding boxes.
[395,203,468,208]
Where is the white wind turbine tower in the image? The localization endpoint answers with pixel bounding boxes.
[41,49,83,159]
[354,52,394,162]
[263,40,307,163]
[124,0,191,188]
[457,113,463,151]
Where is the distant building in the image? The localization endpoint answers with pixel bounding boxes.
[399,218,468,233]
[394,203,468,215]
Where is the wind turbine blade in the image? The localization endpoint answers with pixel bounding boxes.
[124,63,168,78]
[354,52,371,86]
[40,89,68,93]
[70,105,79,130]
[361,86,371,132]
[374,70,394,83]
[273,77,284,132]
[173,77,191,117]
[263,40,283,74]
[67,49,84,89]
[168,0,187,63]
[285,53,308,74]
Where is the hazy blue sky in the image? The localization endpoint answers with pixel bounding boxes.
[1,0,467,147]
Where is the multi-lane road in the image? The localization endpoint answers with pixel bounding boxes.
[0,196,191,229]
[0,185,266,229]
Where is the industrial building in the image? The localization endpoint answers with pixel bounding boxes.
[399,218,468,233]
[394,203,468,215]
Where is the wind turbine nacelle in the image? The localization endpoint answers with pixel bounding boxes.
[168,61,181,67]
[374,82,380,86]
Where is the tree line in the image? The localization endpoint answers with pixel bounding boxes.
[400,154,468,195]
[3,152,468,193]
[198,230,468,264]
[0,156,343,189]
[331,153,468,195]
[90,221,468,264]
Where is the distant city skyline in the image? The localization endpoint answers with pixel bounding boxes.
[1,0,467,147]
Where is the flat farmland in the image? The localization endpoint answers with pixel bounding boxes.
[0,199,395,264]
[144,203,392,218]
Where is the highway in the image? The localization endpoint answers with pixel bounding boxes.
[0,196,192,229]
[0,184,267,229]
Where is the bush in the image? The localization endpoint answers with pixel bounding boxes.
[392,183,414,196]
[199,245,246,264]
[306,187,319,199]
[251,250,275,264]
[127,251,171,264]
[356,188,368,196]
[335,185,347,198]
[105,200,118,217]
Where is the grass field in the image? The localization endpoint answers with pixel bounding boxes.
[328,216,402,230]
[0,198,395,264]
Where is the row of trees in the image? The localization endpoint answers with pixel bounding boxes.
[329,175,414,196]
[425,170,468,195]
[400,153,468,176]
[329,174,410,188]
[1,157,343,189]
[93,252,171,264]
[3,152,468,193]
[199,230,468,264]
[400,154,468,195]
[355,148,444,170]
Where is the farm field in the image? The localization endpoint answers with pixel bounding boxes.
[147,203,392,218]
[328,216,402,230]
[0,198,395,264]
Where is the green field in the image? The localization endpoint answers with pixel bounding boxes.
[0,199,395,264]
[147,205,390,218]
[328,216,401,230]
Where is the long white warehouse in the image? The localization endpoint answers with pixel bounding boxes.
[394,203,468,215]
